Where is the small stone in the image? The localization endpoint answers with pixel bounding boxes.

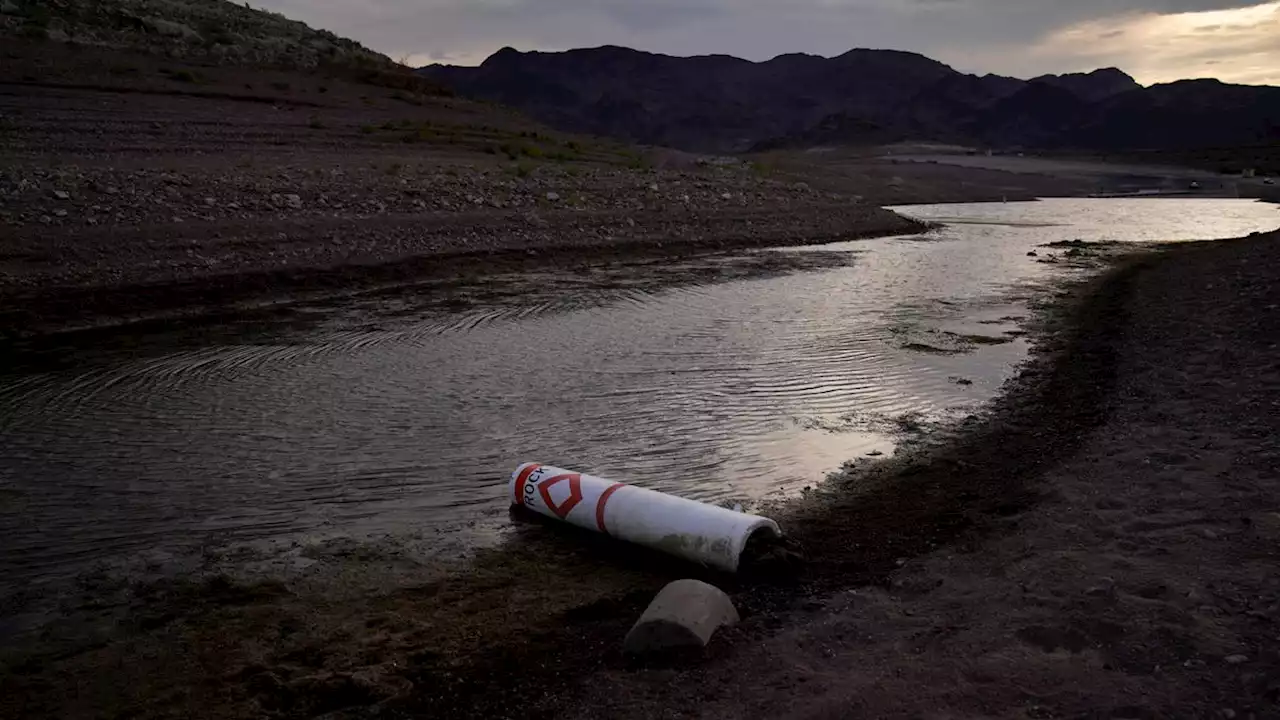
[721,192,733,200]
[39,215,51,224]
[1202,528,1219,540]
[1222,709,1237,719]
[53,209,68,218]
[204,197,216,207]
[1086,579,1117,598]
[86,217,98,226]
[545,192,561,201]
[53,190,70,200]
[282,193,302,209]
[1224,654,1249,665]
[623,579,738,656]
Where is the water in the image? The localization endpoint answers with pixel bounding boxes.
[1,198,1277,590]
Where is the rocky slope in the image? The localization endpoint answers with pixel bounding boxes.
[1,0,389,71]
[421,46,1280,154]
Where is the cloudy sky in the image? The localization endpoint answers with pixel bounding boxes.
[256,0,1280,85]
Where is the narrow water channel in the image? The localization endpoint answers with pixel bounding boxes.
[1,198,1276,593]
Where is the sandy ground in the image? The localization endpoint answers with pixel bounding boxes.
[754,146,1280,205]
[880,152,1280,203]
[749,147,1103,206]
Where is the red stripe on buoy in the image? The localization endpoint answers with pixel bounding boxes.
[538,474,584,519]
[513,464,541,505]
[595,482,626,535]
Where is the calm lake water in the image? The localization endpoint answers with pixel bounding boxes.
[1,198,1277,591]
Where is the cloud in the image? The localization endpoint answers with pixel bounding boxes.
[248,0,1280,85]
[1029,1,1280,84]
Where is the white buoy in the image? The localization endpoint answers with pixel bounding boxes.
[509,463,781,573]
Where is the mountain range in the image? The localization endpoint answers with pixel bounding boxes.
[420,46,1280,154]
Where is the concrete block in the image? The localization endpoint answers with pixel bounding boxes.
[623,579,739,655]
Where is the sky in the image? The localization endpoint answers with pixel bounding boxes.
[254,0,1280,85]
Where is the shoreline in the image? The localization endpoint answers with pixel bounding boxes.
[0,205,926,338]
[0,234,1164,718]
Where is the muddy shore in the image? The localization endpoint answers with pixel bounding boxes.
[5,228,1277,719]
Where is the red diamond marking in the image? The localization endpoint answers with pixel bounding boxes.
[538,474,584,519]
